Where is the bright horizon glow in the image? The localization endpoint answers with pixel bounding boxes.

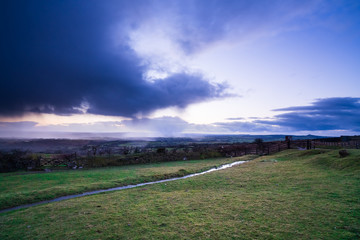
[0,113,129,127]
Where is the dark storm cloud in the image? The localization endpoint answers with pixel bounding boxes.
[256,98,360,131]
[0,0,227,117]
[86,73,227,116]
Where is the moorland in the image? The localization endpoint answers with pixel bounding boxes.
[0,136,359,239]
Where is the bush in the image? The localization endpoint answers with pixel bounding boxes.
[0,150,40,172]
[339,150,349,158]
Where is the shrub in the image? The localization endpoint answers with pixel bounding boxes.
[339,150,349,158]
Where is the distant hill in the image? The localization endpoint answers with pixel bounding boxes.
[187,134,328,143]
[0,134,328,153]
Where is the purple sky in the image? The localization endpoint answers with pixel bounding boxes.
[1,0,360,137]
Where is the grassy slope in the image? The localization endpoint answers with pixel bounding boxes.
[1,149,359,239]
[0,156,254,210]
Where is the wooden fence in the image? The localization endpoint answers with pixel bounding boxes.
[312,140,360,149]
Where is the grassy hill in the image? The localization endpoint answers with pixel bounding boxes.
[0,157,252,210]
[1,149,359,239]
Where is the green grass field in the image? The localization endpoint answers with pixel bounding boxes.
[0,156,254,210]
[1,149,359,239]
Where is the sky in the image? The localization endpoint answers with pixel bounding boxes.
[1,0,360,138]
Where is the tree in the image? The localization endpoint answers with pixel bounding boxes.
[253,138,264,154]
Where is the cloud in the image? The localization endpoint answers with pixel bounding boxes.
[0,117,192,138]
[128,0,324,53]
[120,116,273,136]
[0,117,271,138]
[122,116,189,137]
[0,121,38,130]
[122,117,281,135]
[2,97,360,137]
[1,0,345,122]
[214,121,277,133]
[1,1,226,118]
[257,97,360,131]
[126,0,326,76]
[226,117,244,121]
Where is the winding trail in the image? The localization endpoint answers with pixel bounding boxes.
[0,160,247,214]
